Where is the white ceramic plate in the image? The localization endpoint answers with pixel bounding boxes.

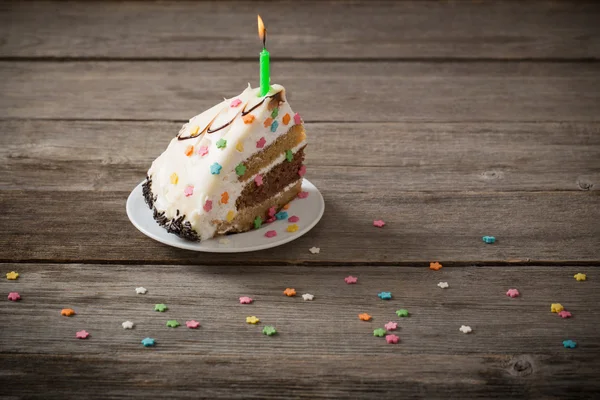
[126,179,325,252]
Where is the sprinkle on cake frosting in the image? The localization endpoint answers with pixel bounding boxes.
[144,84,306,241]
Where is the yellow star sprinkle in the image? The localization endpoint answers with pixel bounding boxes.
[226,211,235,222]
[190,125,200,136]
[286,224,299,233]
[246,316,260,324]
[574,273,587,281]
[170,173,178,185]
[551,303,564,313]
[6,271,19,280]
[236,141,244,152]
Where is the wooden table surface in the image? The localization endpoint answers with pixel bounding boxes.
[1,1,599,398]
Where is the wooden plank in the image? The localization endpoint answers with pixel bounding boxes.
[1,264,599,398]
[1,190,598,264]
[1,120,598,192]
[1,1,599,60]
[1,61,599,121]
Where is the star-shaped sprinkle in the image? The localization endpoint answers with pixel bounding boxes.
[189,125,199,136]
[254,174,263,186]
[283,113,291,125]
[298,165,306,177]
[256,137,266,148]
[203,200,213,212]
[170,172,178,185]
[271,120,279,132]
[373,328,387,337]
[459,325,472,334]
[429,262,443,271]
[226,211,235,222]
[184,185,194,197]
[396,309,409,318]
[236,143,244,154]
[551,303,564,313]
[378,292,392,300]
[309,247,320,254]
[61,308,76,317]
[210,162,222,175]
[283,203,291,210]
[265,230,277,238]
[345,276,358,284]
[263,117,273,128]
[558,310,572,319]
[246,316,260,324]
[76,330,90,339]
[267,206,276,217]
[239,296,253,304]
[243,114,255,124]
[166,320,180,328]
[574,273,587,281]
[254,216,263,229]
[266,217,276,223]
[122,321,134,329]
[293,113,302,125]
[385,334,400,344]
[6,271,19,280]
[235,163,246,176]
[7,292,20,301]
[437,281,449,289]
[186,320,200,329]
[506,288,520,298]
[358,313,372,321]
[285,150,293,162]
[275,211,288,220]
[283,288,296,297]
[297,191,309,199]
[230,98,242,107]
[482,236,496,244]
[373,220,385,228]
[135,287,147,294]
[384,321,398,331]
[286,224,298,232]
[563,339,577,349]
[184,145,194,156]
[271,108,279,118]
[262,326,277,336]
[154,303,168,312]
[288,216,299,223]
[216,138,227,149]
[220,192,229,204]
[302,293,314,301]
[141,337,155,347]
[198,146,209,157]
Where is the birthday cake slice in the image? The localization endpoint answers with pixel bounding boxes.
[143,84,306,241]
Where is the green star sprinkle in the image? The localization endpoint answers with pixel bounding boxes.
[216,138,227,149]
[235,163,246,176]
[262,325,277,336]
[396,309,409,317]
[285,149,293,162]
[271,108,279,118]
[154,303,168,312]
[254,216,263,229]
[166,320,180,328]
[373,328,387,337]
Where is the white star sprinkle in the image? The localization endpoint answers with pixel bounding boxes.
[302,293,314,301]
[122,321,134,329]
[437,281,449,289]
[135,287,147,294]
[459,325,472,334]
[309,247,320,254]
[219,238,230,245]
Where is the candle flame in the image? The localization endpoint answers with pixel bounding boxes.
[257,15,266,48]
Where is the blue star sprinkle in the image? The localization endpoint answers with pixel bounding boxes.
[210,162,222,175]
[378,292,392,300]
[563,339,577,349]
[275,211,288,220]
[270,120,279,132]
[141,337,156,347]
[482,236,496,244]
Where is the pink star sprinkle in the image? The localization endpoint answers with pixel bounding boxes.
[239,296,253,304]
[186,320,200,329]
[255,174,263,186]
[344,276,358,284]
[268,206,276,217]
[256,137,266,148]
[265,230,277,238]
[558,310,572,319]
[198,146,209,157]
[230,98,242,107]
[7,292,20,301]
[288,216,299,223]
[384,321,398,331]
[385,334,399,344]
[293,113,302,125]
[373,220,386,228]
[266,217,276,223]
[298,165,306,177]
[506,289,520,298]
[297,191,309,199]
[75,330,90,339]
[184,185,194,197]
[203,200,212,212]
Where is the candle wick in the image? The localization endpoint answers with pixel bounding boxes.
[263,29,267,49]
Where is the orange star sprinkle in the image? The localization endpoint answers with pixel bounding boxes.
[243,114,255,124]
[282,203,290,210]
[282,113,291,125]
[283,288,296,297]
[263,117,273,128]
[358,313,372,321]
[61,308,76,317]
[429,262,443,271]
[220,192,229,204]
[184,145,194,156]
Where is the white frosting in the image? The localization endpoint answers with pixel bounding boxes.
[147,84,305,240]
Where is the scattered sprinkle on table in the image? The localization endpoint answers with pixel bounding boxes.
[186,320,200,329]
[288,216,299,223]
[265,230,277,238]
[506,288,520,298]
[61,308,76,317]
[563,339,577,349]
[122,321,134,329]
[558,310,572,319]
[239,296,253,304]
[7,292,20,301]
[378,292,392,300]
[551,303,564,313]
[246,316,260,324]
[141,337,155,347]
[302,293,314,301]
[6,271,19,280]
[373,220,385,228]
[437,282,449,289]
[459,325,472,334]
[429,262,443,271]
[286,224,299,233]
[373,328,387,337]
[384,321,398,331]
[482,236,496,244]
[385,334,400,344]
[396,309,409,318]
[166,320,180,328]
[358,313,372,321]
[283,288,296,297]
[262,326,277,336]
[135,287,147,294]
[75,330,90,339]
[344,276,358,284]
[574,273,587,281]
[309,247,320,254]
[154,304,168,312]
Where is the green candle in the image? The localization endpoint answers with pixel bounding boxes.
[258,15,270,96]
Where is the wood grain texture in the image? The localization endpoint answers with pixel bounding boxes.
[1,120,599,192]
[1,61,599,121]
[1,1,599,60]
[1,264,599,398]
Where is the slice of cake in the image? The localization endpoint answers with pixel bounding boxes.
[143,84,306,241]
